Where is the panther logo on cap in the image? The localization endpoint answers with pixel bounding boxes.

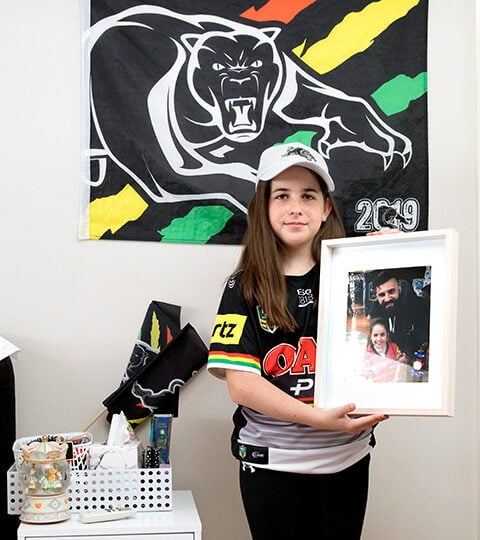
[283,146,317,162]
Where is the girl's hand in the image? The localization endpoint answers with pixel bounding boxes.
[367,227,403,236]
[319,403,389,434]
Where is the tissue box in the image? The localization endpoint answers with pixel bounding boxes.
[89,440,143,470]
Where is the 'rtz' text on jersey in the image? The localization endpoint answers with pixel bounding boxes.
[211,314,247,345]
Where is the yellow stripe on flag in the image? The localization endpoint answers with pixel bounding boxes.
[151,312,160,350]
[292,0,421,75]
[89,184,148,239]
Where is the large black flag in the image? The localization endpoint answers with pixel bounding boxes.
[81,0,428,243]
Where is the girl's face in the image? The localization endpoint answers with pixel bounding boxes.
[268,166,332,251]
[371,323,388,351]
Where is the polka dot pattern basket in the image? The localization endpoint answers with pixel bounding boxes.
[7,465,172,514]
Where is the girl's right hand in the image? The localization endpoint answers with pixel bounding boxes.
[319,403,389,434]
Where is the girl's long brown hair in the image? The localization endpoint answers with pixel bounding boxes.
[235,173,345,332]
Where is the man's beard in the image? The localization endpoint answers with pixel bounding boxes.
[382,298,397,312]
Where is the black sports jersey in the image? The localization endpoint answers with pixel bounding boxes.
[208,266,373,474]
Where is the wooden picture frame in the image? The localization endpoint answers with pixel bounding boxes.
[314,229,458,416]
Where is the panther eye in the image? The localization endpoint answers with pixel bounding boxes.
[251,60,263,68]
[212,62,225,71]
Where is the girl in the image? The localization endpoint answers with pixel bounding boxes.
[366,317,404,360]
[208,142,388,539]
[362,318,406,383]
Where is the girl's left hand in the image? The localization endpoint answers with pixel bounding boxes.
[367,227,403,236]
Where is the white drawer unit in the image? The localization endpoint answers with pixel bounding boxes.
[17,491,201,540]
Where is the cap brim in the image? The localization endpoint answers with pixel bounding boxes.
[258,159,335,192]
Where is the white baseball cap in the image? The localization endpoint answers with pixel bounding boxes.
[256,142,335,192]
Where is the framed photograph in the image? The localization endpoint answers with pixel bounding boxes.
[314,229,458,416]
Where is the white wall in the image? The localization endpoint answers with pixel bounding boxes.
[1,1,477,539]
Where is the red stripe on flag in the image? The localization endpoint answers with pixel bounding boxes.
[240,0,316,24]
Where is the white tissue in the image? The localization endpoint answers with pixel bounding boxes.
[106,411,137,446]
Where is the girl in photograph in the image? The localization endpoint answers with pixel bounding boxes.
[362,317,406,383]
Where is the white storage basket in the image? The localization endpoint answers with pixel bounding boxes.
[7,464,172,514]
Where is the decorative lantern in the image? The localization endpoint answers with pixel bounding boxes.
[18,435,71,523]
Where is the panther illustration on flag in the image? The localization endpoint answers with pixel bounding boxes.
[84,3,424,243]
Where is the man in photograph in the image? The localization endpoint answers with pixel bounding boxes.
[367,270,430,366]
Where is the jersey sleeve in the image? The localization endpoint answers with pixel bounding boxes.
[207,274,262,380]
